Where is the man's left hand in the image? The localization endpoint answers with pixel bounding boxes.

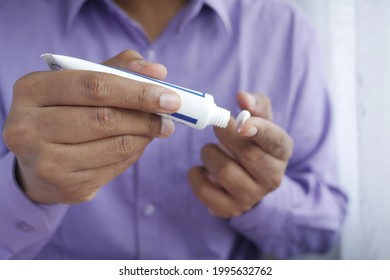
[188,92,293,218]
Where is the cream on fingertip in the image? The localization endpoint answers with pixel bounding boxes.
[236,110,251,132]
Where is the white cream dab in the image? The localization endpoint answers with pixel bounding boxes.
[236,110,251,130]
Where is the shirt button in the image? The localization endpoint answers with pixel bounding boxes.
[16,221,34,233]
[143,203,156,216]
[145,49,156,61]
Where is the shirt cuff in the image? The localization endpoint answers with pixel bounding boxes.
[0,152,69,256]
[229,176,304,255]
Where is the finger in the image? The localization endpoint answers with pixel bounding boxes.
[103,50,168,80]
[16,70,181,114]
[66,135,150,170]
[188,166,241,218]
[44,135,151,171]
[215,119,288,187]
[237,91,273,121]
[19,145,143,204]
[44,150,144,204]
[200,144,263,203]
[73,149,144,195]
[216,117,292,161]
[37,106,175,143]
[237,117,293,161]
[236,110,251,131]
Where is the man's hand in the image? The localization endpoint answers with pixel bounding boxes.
[2,50,181,204]
[188,92,293,218]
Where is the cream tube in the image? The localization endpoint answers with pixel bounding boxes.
[41,53,230,130]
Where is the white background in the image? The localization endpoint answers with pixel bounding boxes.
[292,0,390,259]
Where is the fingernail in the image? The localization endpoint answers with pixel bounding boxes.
[159,117,175,138]
[242,126,258,137]
[160,92,181,111]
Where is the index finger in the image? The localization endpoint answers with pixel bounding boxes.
[238,117,293,161]
[15,70,181,114]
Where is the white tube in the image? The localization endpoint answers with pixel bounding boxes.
[41,53,230,130]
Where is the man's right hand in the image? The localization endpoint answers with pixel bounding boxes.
[2,50,181,204]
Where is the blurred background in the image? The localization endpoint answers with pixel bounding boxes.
[290,0,390,259]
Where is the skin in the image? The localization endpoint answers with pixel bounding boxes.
[3,51,181,204]
[3,0,293,218]
[188,92,293,218]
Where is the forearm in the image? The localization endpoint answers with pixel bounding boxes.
[0,152,69,259]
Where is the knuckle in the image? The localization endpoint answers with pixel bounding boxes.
[50,145,70,166]
[240,145,267,163]
[13,72,48,101]
[13,72,40,96]
[132,84,152,108]
[270,132,292,160]
[33,147,67,181]
[2,119,34,153]
[94,107,116,130]
[13,76,29,97]
[267,173,283,190]
[112,135,135,156]
[82,72,110,102]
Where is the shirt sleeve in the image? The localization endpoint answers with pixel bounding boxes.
[0,123,69,259]
[230,13,348,259]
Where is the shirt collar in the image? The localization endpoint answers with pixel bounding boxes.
[195,0,232,33]
[63,0,88,31]
[64,0,231,33]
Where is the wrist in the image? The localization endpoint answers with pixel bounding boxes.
[15,160,54,205]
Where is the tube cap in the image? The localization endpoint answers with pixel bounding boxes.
[211,107,231,128]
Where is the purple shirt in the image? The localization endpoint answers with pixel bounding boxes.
[0,0,347,259]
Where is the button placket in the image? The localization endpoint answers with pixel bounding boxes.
[145,49,156,61]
